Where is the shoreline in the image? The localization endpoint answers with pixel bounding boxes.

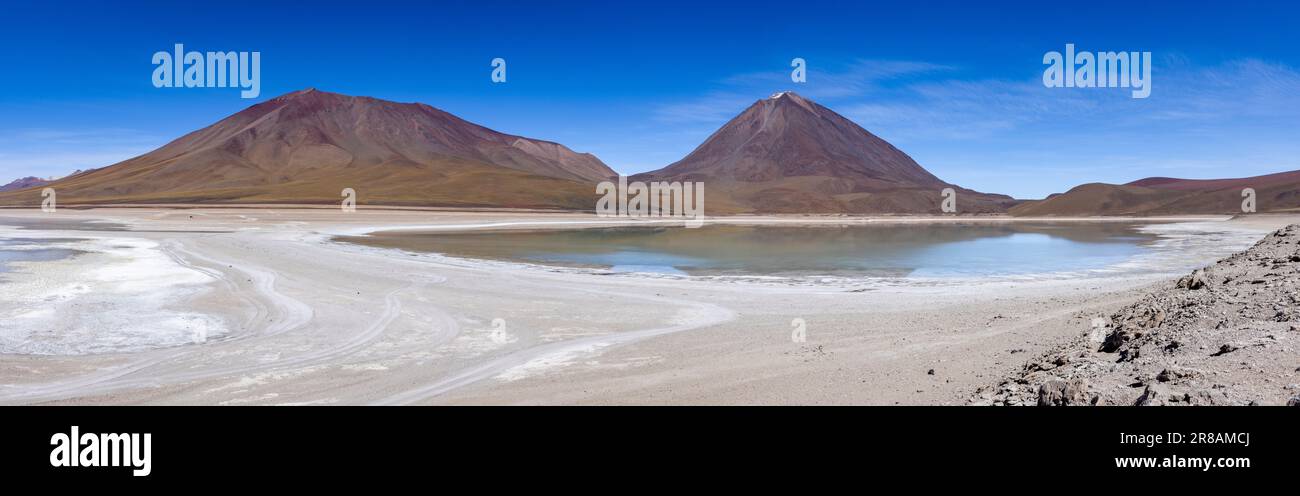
[0,208,1296,405]
[332,215,1268,291]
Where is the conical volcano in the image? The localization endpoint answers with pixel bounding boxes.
[635,91,1014,213]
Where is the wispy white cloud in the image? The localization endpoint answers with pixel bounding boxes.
[651,59,953,124]
[856,57,1300,140]
[651,91,758,124]
[720,59,954,99]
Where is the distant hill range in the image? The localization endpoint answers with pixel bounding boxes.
[4,88,1294,217]
[0,89,616,209]
[1011,170,1300,216]
[0,89,1012,214]
[633,91,1015,214]
[0,176,50,193]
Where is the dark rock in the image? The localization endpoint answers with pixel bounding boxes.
[1167,392,1193,404]
[1211,344,1239,356]
[1134,384,1168,406]
[1118,347,1140,362]
[1156,367,1196,383]
[1101,329,1128,353]
[1037,379,1089,406]
[1177,269,1208,290]
[1196,389,1222,406]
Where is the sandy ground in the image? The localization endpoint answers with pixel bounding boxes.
[0,207,1295,405]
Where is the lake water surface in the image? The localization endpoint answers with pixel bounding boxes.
[347,222,1173,278]
[0,218,111,273]
[0,239,80,272]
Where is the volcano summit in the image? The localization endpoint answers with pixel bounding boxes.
[634,92,1015,214]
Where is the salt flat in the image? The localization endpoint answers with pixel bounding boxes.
[0,207,1292,405]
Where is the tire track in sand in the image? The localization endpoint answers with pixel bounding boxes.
[372,283,736,405]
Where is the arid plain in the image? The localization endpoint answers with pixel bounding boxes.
[1,207,1292,405]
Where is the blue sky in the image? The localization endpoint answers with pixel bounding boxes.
[1,0,1297,199]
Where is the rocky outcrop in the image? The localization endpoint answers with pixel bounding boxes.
[975,224,1300,406]
[1037,379,1092,406]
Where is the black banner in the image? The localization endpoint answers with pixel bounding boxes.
[0,406,1292,486]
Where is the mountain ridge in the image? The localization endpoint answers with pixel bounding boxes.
[1011,170,1300,216]
[0,89,615,209]
[0,176,51,193]
[633,91,1016,214]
